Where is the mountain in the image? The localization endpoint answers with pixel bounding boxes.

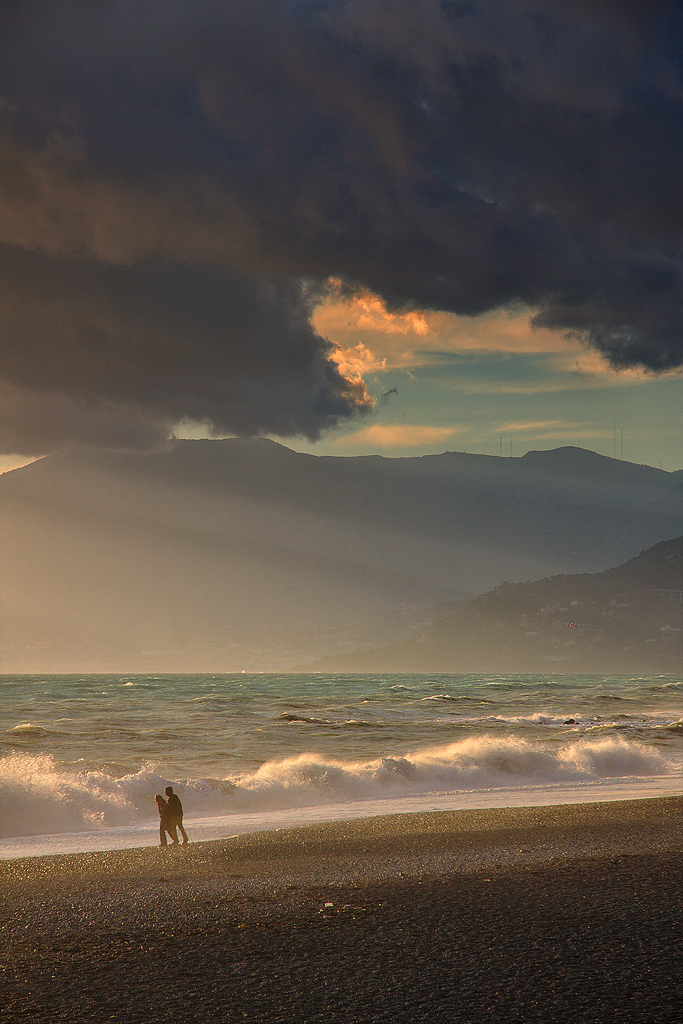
[0,439,680,672]
[304,537,683,674]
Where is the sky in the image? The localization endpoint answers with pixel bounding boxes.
[1,0,681,473]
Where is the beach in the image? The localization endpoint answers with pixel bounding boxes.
[3,796,682,1023]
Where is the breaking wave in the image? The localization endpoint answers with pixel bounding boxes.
[0,733,673,839]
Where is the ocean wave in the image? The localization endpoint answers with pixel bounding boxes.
[275,713,329,724]
[418,695,495,703]
[275,713,379,728]
[5,723,59,739]
[0,733,673,839]
[464,713,680,731]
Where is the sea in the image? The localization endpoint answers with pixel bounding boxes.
[1,672,682,859]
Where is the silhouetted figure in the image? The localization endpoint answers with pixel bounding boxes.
[155,794,179,847]
[165,786,189,844]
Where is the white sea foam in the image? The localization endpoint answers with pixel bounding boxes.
[450,712,680,731]
[0,734,674,840]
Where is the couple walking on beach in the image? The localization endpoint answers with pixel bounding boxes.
[155,786,189,847]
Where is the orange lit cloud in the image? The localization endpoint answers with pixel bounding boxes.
[329,340,386,380]
[496,421,611,440]
[0,454,42,474]
[314,284,584,379]
[319,279,430,338]
[316,283,682,397]
[313,282,434,372]
[335,424,458,448]
[496,420,593,433]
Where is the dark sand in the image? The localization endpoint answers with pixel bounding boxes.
[2,798,682,1023]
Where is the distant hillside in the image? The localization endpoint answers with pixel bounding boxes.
[1,440,680,672]
[305,537,683,674]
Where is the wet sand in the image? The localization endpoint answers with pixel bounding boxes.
[3,797,682,1022]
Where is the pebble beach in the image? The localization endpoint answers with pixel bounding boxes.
[3,796,682,1023]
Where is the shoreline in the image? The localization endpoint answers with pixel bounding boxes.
[4,797,682,1023]
[3,795,682,891]
[3,773,682,861]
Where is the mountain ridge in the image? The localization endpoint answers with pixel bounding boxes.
[1,441,680,672]
[302,537,683,675]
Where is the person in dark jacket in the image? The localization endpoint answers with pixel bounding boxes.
[164,786,189,844]
[155,794,179,847]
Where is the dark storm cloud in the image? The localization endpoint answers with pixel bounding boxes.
[1,0,681,453]
[0,242,371,454]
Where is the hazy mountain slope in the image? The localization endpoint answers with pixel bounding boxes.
[0,440,680,672]
[306,538,683,674]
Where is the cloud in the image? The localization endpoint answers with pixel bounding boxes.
[1,0,680,452]
[410,347,681,395]
[494,419,614,440]
[496,420,594,433]
[335,424,458,447]
[329,340,387,380]
[522,429,614,441]
[314,289,596,370]
[0,454,42,475]
[319,280,430,337]
[0,381,170,456]
[0,243,374,454]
